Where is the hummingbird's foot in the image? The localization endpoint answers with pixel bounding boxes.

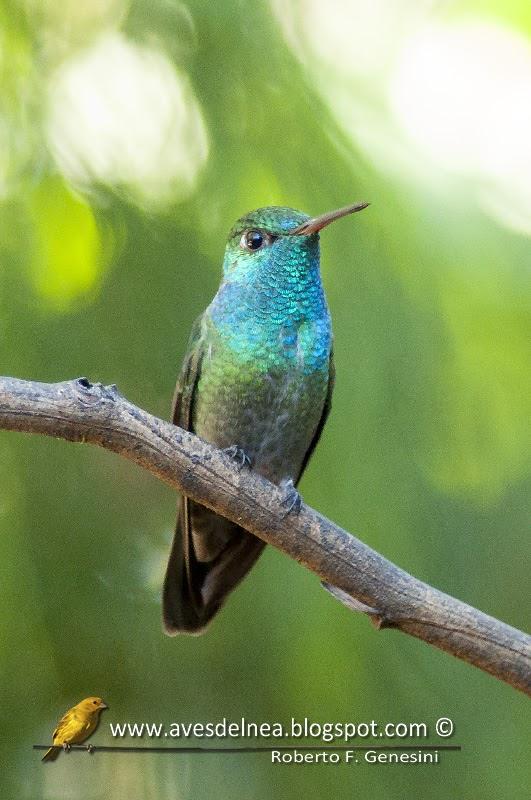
[222,445,252,470]
[86,744,95,754]
[279,478,302,517]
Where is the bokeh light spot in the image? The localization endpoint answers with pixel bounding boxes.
[29,178,102,310]
[45,32,209,208]
[275,3,531,235]
[389,21,531,234]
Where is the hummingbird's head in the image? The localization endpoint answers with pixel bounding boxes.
[221,204,368,284]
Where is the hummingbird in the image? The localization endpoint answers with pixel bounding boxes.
[163,202,368,634]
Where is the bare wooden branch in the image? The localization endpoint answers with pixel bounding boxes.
[0,375,529,695]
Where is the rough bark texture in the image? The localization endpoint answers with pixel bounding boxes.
[0,376,529,695]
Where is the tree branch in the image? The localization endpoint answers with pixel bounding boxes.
[0,376,529,695]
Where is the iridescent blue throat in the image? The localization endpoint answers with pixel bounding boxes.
[208,237,331,374]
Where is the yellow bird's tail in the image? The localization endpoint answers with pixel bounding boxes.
[42,746,60,762]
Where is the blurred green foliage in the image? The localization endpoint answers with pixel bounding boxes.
[0,1,529,798]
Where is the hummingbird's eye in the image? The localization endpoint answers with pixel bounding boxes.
[240,229,270,251]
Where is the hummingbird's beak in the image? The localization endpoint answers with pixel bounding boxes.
[288,202,369,235]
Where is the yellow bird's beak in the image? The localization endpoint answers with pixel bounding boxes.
[99,701,109,710]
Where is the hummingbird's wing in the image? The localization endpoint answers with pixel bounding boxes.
[162,315,264,634]
[295,351,335,483]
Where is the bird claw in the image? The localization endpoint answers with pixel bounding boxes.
[62,743,71,753]
[223,445,252,470]
[279,479,302,517]
[86,744,95,754]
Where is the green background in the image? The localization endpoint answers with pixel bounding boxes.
[1,1,529,798]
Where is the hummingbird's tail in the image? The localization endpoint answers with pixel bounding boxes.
[162,497,265,635]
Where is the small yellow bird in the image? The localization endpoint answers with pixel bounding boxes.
[42,696,108,762]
